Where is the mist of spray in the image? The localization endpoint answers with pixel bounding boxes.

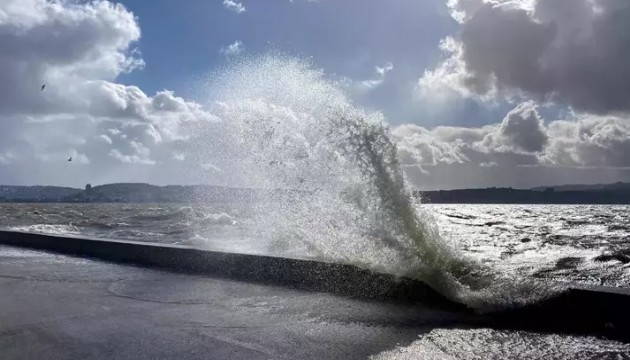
[189,55,558,310]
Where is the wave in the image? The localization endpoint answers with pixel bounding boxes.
[8,224,80,235]
[202,212,236,226]
[191,55,558,310]
[128,207,236,225]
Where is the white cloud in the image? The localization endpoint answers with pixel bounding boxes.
[393,102,630,175]
[0,0,143,115]
[480,101,548,153]
[416,37,495,104]
[375,63,393,77]
[479,161,498,168]
[223,0,246,14]
[109,140,156,165]
[422,0,630,114]
[98,134,113,145]
[542,116,630,168]
[0,0,216,184]
[360,62,393,90]
[219,41,244,57]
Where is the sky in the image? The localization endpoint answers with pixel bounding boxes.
[1,0,630,189]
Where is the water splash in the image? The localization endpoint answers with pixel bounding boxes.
[193,55,558,310]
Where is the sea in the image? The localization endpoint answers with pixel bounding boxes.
[2,202,629,290]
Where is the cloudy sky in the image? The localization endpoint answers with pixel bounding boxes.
[1,0,630,189]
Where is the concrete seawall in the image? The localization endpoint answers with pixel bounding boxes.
[1,230,629,342]
[0,230,454,307]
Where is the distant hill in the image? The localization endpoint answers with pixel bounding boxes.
[67,183,192,203]
[0,186,81,202]
[417,185,630,204]
[1,182,630,204]
[531,182,630,192]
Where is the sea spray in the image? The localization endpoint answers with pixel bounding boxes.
[192,55,559,310]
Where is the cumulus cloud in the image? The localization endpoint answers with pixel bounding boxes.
[223,0,246,14]
[219,41,244,57]
[0,0,142,115]
[393,102,630,186]
[0,0,216,184]
[416,37,488,104]
[542,116,630,168]
[420,0,630,114]
[109,141,155,165]
[481,101,548,153]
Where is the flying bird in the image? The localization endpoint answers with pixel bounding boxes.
[41,84,46,91]
[67,157,72,162]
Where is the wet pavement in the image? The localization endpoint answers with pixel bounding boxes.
[2,244,630,359]
[0,245,463,359]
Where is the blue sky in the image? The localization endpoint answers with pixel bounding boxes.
[116,0,503,126]
[115,0,566,128]
[1,0,630,189]
[118,0,454,90]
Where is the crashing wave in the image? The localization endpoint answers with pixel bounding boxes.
[188,55,559,310]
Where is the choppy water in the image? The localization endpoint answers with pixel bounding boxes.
[371,328,630,360]
[2,203,629,290]
[435,204,630,288]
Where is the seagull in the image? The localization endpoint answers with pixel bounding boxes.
[41,84,46,91]
[67,157,72,162]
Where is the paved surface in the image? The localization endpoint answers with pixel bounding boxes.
[0,245,466,359]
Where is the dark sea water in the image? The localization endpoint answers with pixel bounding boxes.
[2,203,629,290]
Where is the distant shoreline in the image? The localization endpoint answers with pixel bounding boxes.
[417,188,630,205]
[1,182,630,205]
